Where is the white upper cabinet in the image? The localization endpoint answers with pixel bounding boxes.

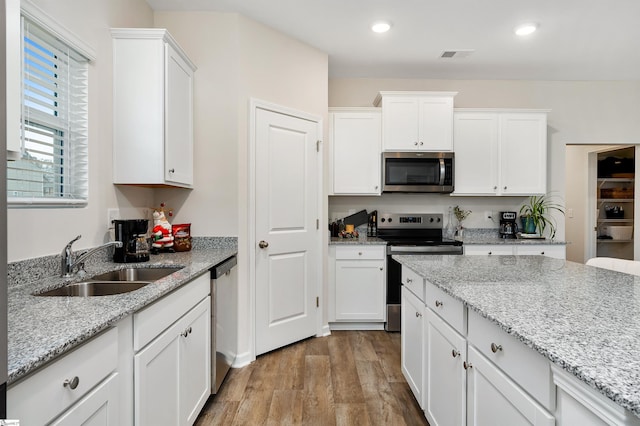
[112,29,197,188]
[453,109,549,196]
[329,108,382,195]
[374,91,457,152]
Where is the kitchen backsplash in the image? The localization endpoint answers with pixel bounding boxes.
[329,194,528,229]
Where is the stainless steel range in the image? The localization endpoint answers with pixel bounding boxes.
[377,213,463,331]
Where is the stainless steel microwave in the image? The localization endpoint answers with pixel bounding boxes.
[382,152,454,193]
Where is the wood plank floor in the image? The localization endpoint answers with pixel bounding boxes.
[195,330,429,426]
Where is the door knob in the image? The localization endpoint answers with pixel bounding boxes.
[259,240,269,249]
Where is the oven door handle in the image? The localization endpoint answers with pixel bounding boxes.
[387,245,463,255]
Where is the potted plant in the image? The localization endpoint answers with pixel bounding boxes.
[519,193,565,238]
[453,205,471,237]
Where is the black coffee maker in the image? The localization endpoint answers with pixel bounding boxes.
[113,219,150,263]
[499,211,518,239]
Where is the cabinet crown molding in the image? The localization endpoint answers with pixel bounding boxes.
[373,91,458,107]
[111,28,197,71]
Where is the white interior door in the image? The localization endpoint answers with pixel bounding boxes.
[254,107,319,356]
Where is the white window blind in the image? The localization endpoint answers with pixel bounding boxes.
[7,15,90,206]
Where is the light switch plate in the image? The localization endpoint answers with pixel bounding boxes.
[107,208,120,228]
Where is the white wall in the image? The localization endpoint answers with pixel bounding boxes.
[8,0,155,261]
[153,11,328,363]
[329,78,640,243]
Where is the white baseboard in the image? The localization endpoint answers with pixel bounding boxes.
[232,350,253,368]
[329,322,386,331]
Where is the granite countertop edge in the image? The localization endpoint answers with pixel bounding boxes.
[8,240,237,385]
[392,254,640,418]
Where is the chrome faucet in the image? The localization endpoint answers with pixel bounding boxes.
[61,235,123,278]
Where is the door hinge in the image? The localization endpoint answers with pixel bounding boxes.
[316,219,319,230]
[316,140,321,152]
[316,296,319,308]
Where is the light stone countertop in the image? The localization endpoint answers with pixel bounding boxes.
[457,228,567,245]
[393,254,640,418]
[329,237,387,245]
[8,237,237,384]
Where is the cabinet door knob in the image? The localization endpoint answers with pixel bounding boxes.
[358,252,363,256]
[375,185,379,190]
[504,186,507,190]
[491,343,503,353]
[451,349,460,358]
[463,361,472,370]
[169,168,175,173]
[379,267,383,271]
[415,311,422,318]
[435,300,443,308]
[493,186,498,190]
[419,141,424,146]
[414,141,418,146]
[488,251,492,255]
[407,278,413,283]
[541,251,545,255]
[63,376,80,390]
[181,329,188,338]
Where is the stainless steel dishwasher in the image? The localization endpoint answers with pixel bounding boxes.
[210,255,237,394]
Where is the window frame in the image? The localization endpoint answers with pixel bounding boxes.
[7,0,95,207]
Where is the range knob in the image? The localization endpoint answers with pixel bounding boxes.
[437,217,441,222]
[381,218,386,223]
[388,218,393,223]
[429,217,434,223]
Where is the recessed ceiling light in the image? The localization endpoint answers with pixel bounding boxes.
[514,23,538,36]
[371,21,391,33]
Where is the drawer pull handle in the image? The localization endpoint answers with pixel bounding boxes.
[451,349,460,358]
[491,343,503,353]
[463,361,472,370]
[63,376,80,390]
[435,300,443,308]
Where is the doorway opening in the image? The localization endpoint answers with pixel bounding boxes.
[565,144,637,263]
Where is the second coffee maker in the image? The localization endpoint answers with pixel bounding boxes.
[113,219,150,262]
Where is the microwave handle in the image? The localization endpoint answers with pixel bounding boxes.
[439,158,446,186]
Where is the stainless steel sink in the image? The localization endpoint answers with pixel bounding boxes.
[89,267,183,282]
[37,281,150,297]
[35,266,183,297]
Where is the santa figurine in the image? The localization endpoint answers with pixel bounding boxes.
[151,207,175,253]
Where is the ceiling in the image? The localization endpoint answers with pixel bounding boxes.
[146,0,640,81]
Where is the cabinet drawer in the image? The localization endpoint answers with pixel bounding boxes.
[464,245,514,255]
[425,281,466,334]
[8,327,118,425]
[468,310,554,411]
[134,273,210,351]
[516,245,566,259]
[401,265,425,302]
[335,245,385,260]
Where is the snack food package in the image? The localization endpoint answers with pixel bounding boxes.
[172,223,192,252]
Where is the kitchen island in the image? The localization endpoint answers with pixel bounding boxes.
[395,254,640,424]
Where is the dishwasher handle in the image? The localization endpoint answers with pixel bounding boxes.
[211,256,237,279]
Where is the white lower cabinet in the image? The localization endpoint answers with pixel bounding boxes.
[329,245,386,325]
[425,308,466,426]
[401,286,425,408]
[8,327,119,425]
[50,373,119,426]
[466,346,554,426]
[464,244,566,259]
[134,274,211,426]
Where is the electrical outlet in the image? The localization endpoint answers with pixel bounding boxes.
[107,208,120,228]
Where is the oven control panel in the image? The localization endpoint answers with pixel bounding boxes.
[377,213,443,229]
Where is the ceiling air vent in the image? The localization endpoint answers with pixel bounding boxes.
[440,50,474,59]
